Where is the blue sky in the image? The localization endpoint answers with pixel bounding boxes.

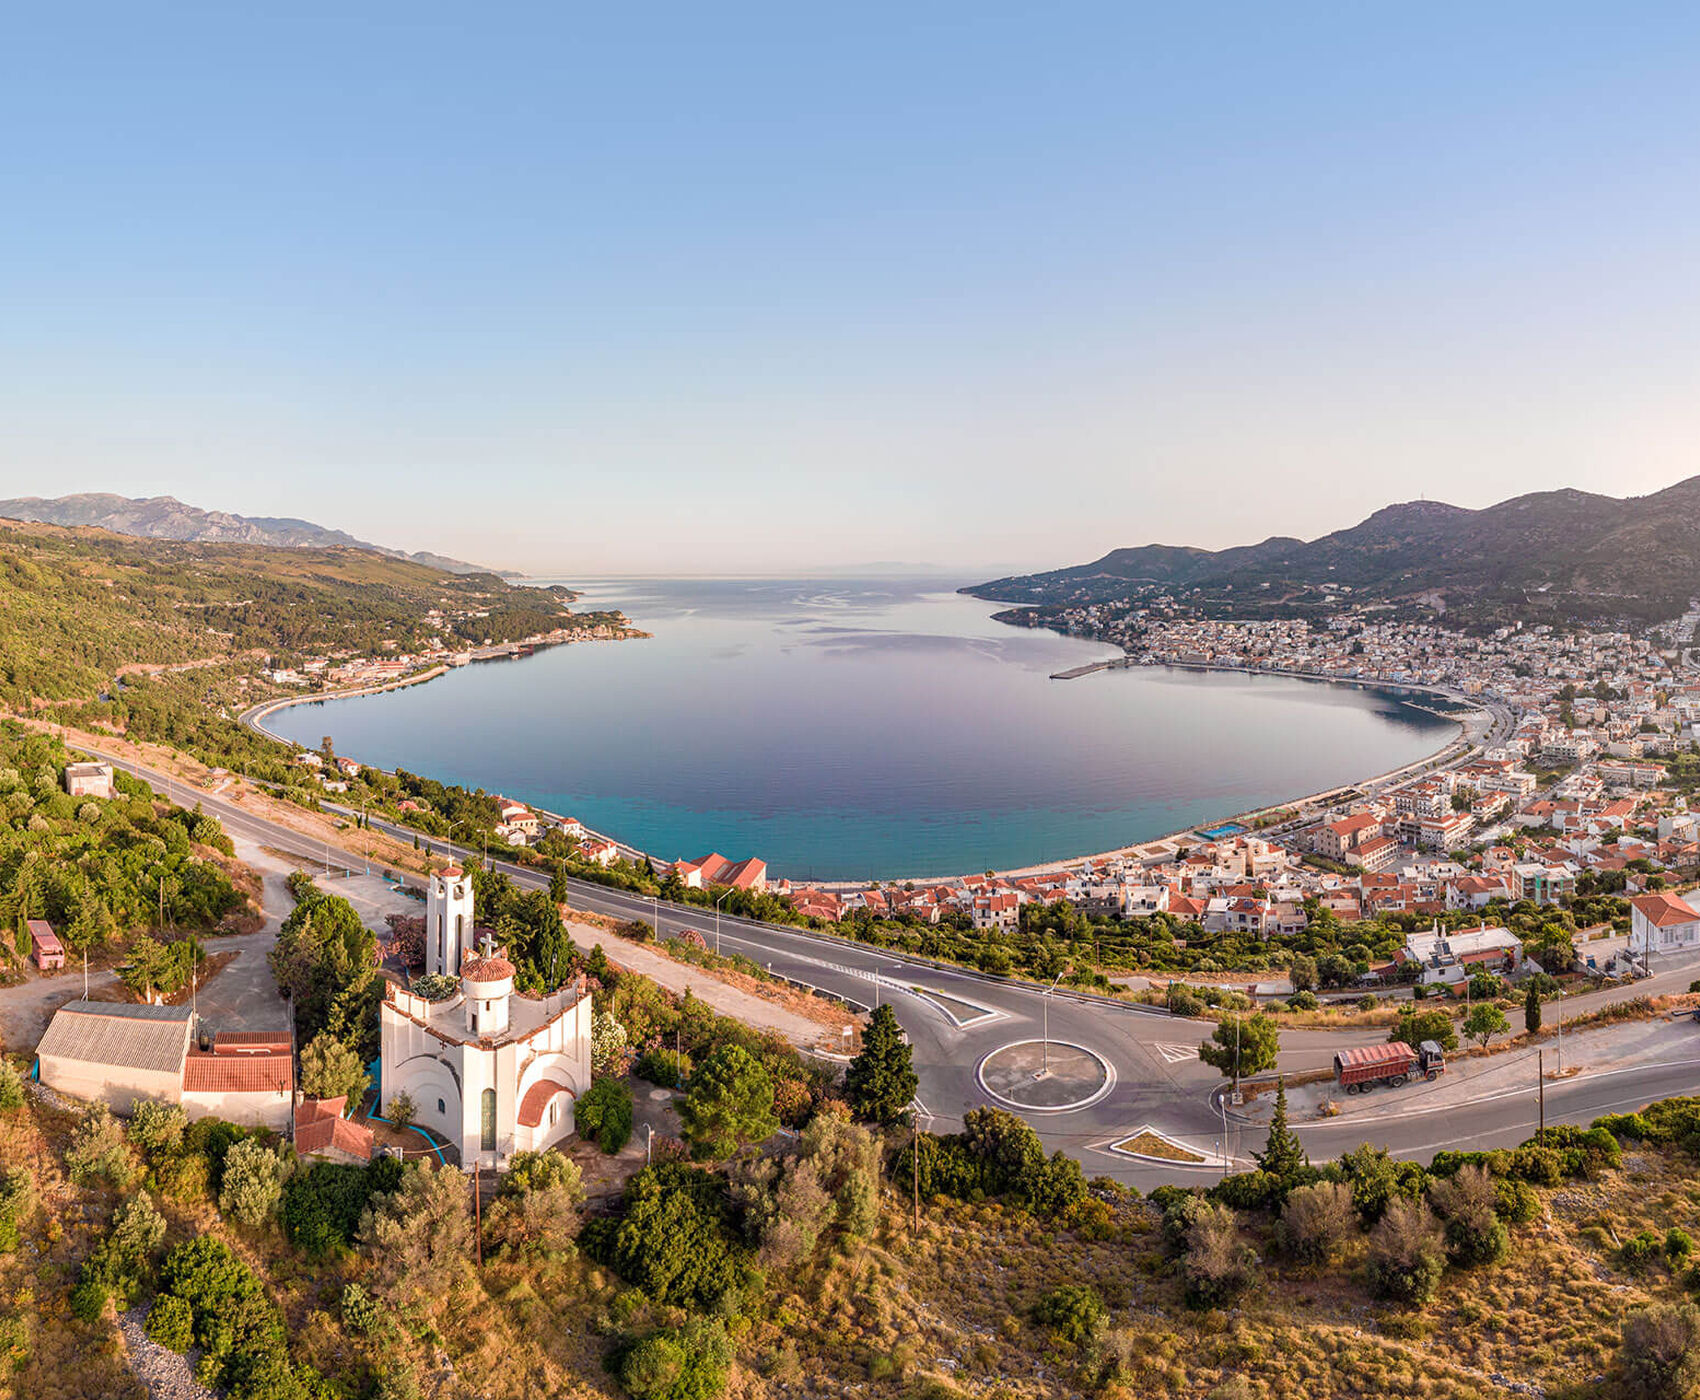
[3,4,1700,575]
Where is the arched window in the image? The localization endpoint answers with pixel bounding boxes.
[480,1088,497,1152]
[455,913,464,942]
[437,1098,445,1116]
[548,1099,557,1127]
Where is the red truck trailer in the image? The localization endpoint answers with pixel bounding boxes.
[1333,1040,1446,1094]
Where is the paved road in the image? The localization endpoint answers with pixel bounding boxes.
[83,743,1700,1187]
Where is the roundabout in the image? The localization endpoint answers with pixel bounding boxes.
[975,1038,1116,1113]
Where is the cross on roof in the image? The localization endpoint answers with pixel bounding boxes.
[478,930,498,960]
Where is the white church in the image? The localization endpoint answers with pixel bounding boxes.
[379,864,592,1167]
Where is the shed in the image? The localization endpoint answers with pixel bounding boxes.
[35,1000,192,1113]
[27,920,64,972]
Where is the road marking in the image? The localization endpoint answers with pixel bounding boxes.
[1154,1042,1198,1065]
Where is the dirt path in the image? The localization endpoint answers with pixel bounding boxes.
[566,920,857,1052]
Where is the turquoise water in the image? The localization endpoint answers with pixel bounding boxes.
[265,577,1454,880]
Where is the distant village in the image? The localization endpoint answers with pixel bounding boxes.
[258,603,642,691]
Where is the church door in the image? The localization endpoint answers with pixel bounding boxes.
[480,1088,497,1154]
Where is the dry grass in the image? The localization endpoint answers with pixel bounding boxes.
[1114,1132,1207,1164]
[10,1075,1700,1400]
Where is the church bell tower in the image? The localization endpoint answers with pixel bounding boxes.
[426,865,475,978]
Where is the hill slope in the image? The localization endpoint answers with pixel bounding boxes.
[0,520,603,707]
[968,477,1700,624]
[0,492,506,576]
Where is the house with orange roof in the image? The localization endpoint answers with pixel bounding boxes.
[1629,891,1700,958]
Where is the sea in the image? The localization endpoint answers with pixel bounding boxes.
[262,576,1456,882]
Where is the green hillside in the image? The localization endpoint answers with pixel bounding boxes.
[0,522,588,708]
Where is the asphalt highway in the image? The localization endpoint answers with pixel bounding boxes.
[88,744,1700,1187]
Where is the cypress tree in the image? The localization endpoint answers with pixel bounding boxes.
[1254,1078,1307,1181]
[1524,983,1542,1036]
[845,1004,919,1125]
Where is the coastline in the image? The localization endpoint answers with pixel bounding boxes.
[238,644,1483,889]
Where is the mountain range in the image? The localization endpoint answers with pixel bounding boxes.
[967,476,1700,625]
[0,492,509,576]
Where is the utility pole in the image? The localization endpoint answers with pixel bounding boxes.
[715,889,729,955]
[1537,1049,1546,1138]
[912,1118,920,1233]
[473,1159,483,1268]
[1220,1092,1230,1181]
[1556,990,1563,1074]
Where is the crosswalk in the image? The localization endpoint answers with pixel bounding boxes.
[1153,1042,1199,1065]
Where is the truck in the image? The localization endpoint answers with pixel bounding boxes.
[1333,1039,1446,1094]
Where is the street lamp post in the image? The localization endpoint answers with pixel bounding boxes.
[714,890,730,956]
[1041,968,1065,1076]
[442,819,467,863]
[645,896,659,939]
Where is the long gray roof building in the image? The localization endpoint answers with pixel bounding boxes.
[35,1000,194,1112]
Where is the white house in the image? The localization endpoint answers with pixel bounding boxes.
[1629,892,1700,959]
[381,878,591,1169]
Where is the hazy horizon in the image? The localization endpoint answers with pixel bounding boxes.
[6,5,1700,576]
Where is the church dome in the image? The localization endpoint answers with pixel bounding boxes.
[460,954,515,986]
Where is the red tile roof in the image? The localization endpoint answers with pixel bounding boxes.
[1631,892,1700,928]
[183,1047,293,1095]
[517,1078,574,1128]
[213,1030,292,1052]
[295,1096,375,1162]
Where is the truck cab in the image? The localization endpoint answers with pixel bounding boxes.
[1417,1040,1447,1080]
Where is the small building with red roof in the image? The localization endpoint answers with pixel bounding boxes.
[296,1096,376,1165]
[1630,891,1700,958]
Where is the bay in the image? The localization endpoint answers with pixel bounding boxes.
[262,576,1455,881]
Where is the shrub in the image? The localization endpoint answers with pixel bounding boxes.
[1168,985,1204,1018]
[0,1059,23,1112]
[594,1164,743,1310]
[386,1090,417,1129]
[145,1293,194,1351]
[156,1149,212,1203]
[1620,1231,1665,1275]
[772,1077,812,1127]
[0,1168,34,1253]
[182,1117,252,1191]
[634,1048,691,1087]
[576,1078,635,1154]
[65,1102,136,1188]
[1669,1228,1696,1264]
[620,1318,733,1400]
[1508,1143,1565,1187]
[1033,1284,1106,1347]
[70,1275,110,1323]
[129,1100,187,1157]
[1288,990,1319,1011]
[1427,1165,1508,1267]
[1367,1200,1447,1305]
[487,1149,584,1259]
[219,1138,291,1228]
[1182,1201,1259,1309]
[1494,1178,1541,1224]
[1276,1181,1355,1265]
[339,1282,381,1337]
[1339,1143,1427,1225]
[1213,1170,1285,1213]
[1616,1301,1700,1400]
[283,1157,403,1258]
